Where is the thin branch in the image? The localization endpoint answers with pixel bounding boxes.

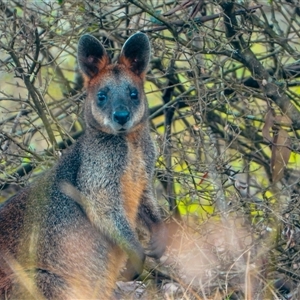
[142,5,262,32]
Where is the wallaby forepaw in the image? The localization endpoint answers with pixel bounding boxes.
[145,240,165,259]
[128,247,145,278]
[145,222,167,259]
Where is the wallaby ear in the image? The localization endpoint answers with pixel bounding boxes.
[77,34,110,79]
[118,32,150,77]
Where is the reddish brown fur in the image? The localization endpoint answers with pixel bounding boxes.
[118,56,148,80]
[0,33,166,299]
[121,139,147,226]
[87,64,144,89]
[82,55,110,86]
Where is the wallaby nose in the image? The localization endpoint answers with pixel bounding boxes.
[113,110,130,126]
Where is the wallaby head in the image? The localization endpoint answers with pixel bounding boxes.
[77,33,150,134]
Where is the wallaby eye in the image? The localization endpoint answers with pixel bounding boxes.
[130,90,138,100]
[97,92,107,105]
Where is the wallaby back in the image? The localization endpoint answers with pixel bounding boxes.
[0,33,166,300]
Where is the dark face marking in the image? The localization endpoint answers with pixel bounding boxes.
[86,65,147,134]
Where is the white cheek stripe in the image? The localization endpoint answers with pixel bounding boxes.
[132,102,145,125]
[103,116,110,126]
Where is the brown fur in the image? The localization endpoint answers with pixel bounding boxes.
[0,33,166,299]
[121,139,147,226]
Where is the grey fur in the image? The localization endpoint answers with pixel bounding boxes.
[0,33,166,299]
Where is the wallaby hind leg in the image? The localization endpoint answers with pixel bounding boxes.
[10,269,69,300]
[35,270,68,300]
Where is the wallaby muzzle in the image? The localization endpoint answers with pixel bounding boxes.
[113,109,130,126]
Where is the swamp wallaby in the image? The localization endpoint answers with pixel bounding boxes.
[0,32,166,299]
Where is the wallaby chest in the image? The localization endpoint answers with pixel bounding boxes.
[76,132,151,222]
